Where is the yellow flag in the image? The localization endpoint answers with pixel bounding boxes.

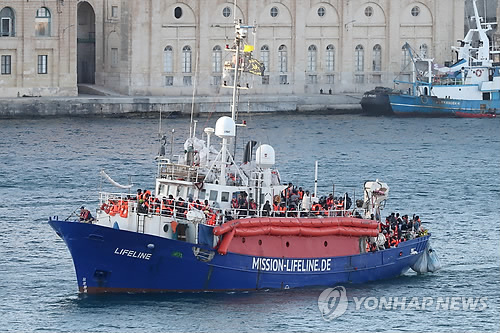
[243,45,254,53]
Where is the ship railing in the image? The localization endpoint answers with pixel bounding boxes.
[229,207,353,219]
[157,162,205,182]
[99,192,132,204]
[138,197,225,226]
[432,76,463,86]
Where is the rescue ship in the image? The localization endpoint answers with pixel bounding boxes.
[49,17,439,294]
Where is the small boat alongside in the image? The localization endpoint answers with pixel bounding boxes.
[360,86,399,116]
[49,17,440,294]
[389,0,498,118]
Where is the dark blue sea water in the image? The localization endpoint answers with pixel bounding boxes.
[0,114,499,332]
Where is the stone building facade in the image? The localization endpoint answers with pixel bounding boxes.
[1,0,465,98]
[0,0,77,97]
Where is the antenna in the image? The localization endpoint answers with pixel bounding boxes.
[189,50,199,138]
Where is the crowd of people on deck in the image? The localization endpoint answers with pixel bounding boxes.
[99,186,426,248]
[100,189,218,225]
[103,182,356,224]
[367,212,427,252]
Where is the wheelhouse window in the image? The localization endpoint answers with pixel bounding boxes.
[182,45,192,73]
[1,7,15,37]
[37,55,48,74]
[35,7,51,37]
[307,45,317,72]
[209,190,218,201]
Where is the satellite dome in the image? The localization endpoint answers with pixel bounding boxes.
[215,116,236,138]
[256,144,275,169]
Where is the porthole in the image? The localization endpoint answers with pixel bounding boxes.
[411,6,420,17]
[163,224,169,233]
[242,237,246,243]
[270,6,278,17]
[258,239,262,245]
[222,6,231,18]
[286,241,290,247]
[317,7,325,17]
[364,6,373,17]
[174,6,182,19]
[324,241,328,247]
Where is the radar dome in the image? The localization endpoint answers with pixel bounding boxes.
[215,116,236,138]
[256,144,275,169]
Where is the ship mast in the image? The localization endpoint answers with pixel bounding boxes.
[231,20,243,121]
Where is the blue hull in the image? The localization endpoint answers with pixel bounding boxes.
[49,219,430,293]
[389,94,498,117]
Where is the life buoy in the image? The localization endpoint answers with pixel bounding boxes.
[476,69,482,77]
[119,204,128,218]
[100,203,110,214]
[420,95,428,104]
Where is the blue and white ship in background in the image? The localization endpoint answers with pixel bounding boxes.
[389,0,498,118]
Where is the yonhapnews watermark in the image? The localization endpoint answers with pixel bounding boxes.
[318,286,488,321]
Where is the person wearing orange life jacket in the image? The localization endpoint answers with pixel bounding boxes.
[249,199,257,216]
[135,189,142,201]
[326,194,334,209]
[273,201,279,216]
[109,201,120,216]
[298,187,304,200]
[79,206,94,223]
[278,202,287,217]
[202,199,210,212]
[311,202,323,216]
[206,212,217,225]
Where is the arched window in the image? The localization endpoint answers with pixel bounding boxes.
[0,7,15,37]
[372,44,382,71]
[212,45,222,73]
[326,45,335,72]
[35,7,51,37]
[401,45,411,70]
[163,46,173,72]
[307,45,317,72]
[420,44,428,58]
[260,45,269,72]
[182,45,192,73]
[355,45,364,72]
[278,45,287,73]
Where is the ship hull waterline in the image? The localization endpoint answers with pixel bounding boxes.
[389,94,498,118]
[49,219,430,293]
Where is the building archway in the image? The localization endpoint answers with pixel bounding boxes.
[77,2,95,84]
